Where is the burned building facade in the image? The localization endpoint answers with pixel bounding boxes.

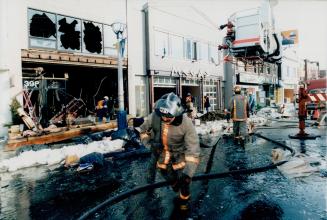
[0,0,226,134]
[0,0,128,130]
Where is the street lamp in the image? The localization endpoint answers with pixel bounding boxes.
[111,21,127,130]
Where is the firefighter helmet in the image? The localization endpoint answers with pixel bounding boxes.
[154,92,184,117]
[234,85,241,94]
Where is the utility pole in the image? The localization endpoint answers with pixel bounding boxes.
[223,37,235,109]
[112,22,127,130]
[304,59,308,81]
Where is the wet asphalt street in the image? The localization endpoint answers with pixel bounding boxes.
[0,122,326,220]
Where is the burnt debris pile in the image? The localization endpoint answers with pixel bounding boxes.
[199,111,225,122]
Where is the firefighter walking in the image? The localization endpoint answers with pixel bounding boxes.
[139,92,200,211]
[229,86,250,147]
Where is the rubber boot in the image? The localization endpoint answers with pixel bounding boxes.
[178,191,191,211]
[172,196,190,215]
[179,198,190,211]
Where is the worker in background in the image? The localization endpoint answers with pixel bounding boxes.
[229,86,250,147]
[185,93,193,108]
[204,95,211,113]
[185,92,196,120]
[96,96,110,123]
[248,92,256,115]
[139,92,200,211]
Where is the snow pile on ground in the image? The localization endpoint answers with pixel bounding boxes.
[257,107,282,119]
[248,115,268,126]
[195,120,230,137]
[0,139,124,172]
[257,105,297,119]
[196,115,269,138]
[272,148,322,178]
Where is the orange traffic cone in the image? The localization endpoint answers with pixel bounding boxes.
[313,109,320,120]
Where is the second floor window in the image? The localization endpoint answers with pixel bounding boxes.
[192,41,198,61]
[170,35,184,59]
[155,31,169,58]
[185,39,192,60]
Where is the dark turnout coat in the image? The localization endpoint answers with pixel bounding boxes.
[140,112,200,178]
[229,94,250,121]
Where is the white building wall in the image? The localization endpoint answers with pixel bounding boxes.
[0,0,127,131]
[146,3,224,78]
[281,46,299,103]
[127,0,148,116]
[282,47,299,86]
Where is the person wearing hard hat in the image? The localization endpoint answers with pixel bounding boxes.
[185,92,195,120]
[96,96,110,123]
[139,92,200,212]
[229,85,250,147]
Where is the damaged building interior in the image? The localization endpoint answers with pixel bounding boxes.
[21,63,128,127]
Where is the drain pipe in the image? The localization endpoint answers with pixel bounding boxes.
[78,133,294,220]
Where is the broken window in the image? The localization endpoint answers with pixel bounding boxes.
[27,9,121,56]
[104,24,117,56]
[82,21,103,54]
[57,16,81,51]
[28,9,57,49]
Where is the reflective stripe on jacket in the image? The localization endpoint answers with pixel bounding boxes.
[140,112,200,177]
[229,94,249,121]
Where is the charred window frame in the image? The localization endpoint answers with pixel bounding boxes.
[57,14,82,52]
[82,21,104,54]
[28,8,120,56]
[28,9,57,49]
[57,15,82,52]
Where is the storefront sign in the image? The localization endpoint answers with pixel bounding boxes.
[23,79,40,89]
[23,79,65,90]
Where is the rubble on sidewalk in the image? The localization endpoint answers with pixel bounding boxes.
[6,121,116,150]
[0,139,124,172]
[199,111,225,122]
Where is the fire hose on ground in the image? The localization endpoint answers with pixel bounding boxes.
[78,132,295,220]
